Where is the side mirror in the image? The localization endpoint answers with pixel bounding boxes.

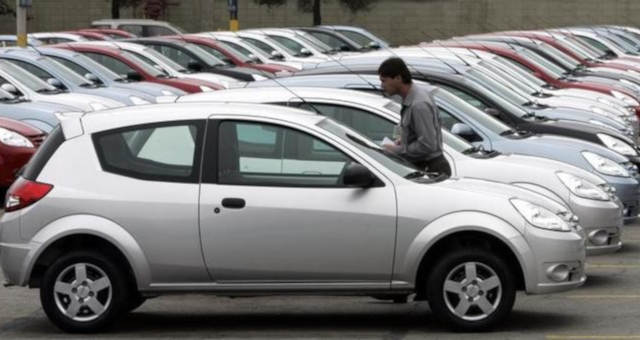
[340,45,350,52]
[368,41,381,49]
[299,48,312,56]
[451,123,475,137]
[84,73,99,83]
[248,54,260,63]
[270,51,285,60]
[484,108,501,117]
[187,61,203,72]
[47,78,64,89]
[343,163,378,188]
[126,71,143,81]
[1,83,19,95]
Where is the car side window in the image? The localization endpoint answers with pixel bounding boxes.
[83,52,135,76]
[145,26,175,37]
[93,120,204,183]
[218,121,354,187]
[119,25,144,37]
[242,37,276,54]
[295,103,395,144]
[49,56,91,77]
[148,44,197,68]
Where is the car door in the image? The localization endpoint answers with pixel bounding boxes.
[198,118,397,286]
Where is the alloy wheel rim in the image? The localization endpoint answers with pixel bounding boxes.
[53,262,112,322]
[442,261,502,321]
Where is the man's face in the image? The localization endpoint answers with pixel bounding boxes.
[379,75,402,96]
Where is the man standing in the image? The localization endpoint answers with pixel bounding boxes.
[378,57,450,175]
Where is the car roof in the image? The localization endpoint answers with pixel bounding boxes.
[80,102,323,134]
[178,86,393,107]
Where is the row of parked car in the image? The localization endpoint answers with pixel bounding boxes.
[2,20,640,333]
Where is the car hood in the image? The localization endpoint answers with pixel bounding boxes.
[0,116,43,137]
[535,107,627,131]
[33,92,125,112]
[112,81,187,97]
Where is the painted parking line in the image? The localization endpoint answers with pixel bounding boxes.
[546,336,640,339]
[565,295,640,299]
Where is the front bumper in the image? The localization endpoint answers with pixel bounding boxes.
[524,224,586,295]
[569,195,623,255]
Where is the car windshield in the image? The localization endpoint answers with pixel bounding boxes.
[467,68,531,105]
[142,47,187,72]
[121,51,165,77]
[336,29,373,46]
[269,35,308,56]
[564,35,605,58]
[72,54,122,81]
[194,43,235,65]
[555,36,596,60]
[318,118,420,178]
[39,57,95,87]
[517,48,566,78]
[218,40,262,61]
[601,32,639,55]
[179,42,226,67]
[0,60,58,93]
[479,60,539,94]
[298,32,333,52]
[434,87,515,135]
[493,56,547,87]
[536,42,581,70]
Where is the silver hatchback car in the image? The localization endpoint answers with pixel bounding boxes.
[1,103,585,333]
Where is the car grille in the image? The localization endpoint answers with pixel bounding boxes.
[29,134,47,147]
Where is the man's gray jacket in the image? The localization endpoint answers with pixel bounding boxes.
[399,84,443,163]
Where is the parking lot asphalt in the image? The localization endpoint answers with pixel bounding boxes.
[0,224,639,339]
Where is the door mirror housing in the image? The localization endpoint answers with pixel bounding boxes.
[84,73,99,83]
[299,48,312,56]
[484,108,501,117]
[343,163,379,188]
[270,51,285,60]
[1,83,19,95]
[46,78,64,89]
[187,61,203,72]
[368,41,381,49]
[451,123,475,137]
[126,71,143,81]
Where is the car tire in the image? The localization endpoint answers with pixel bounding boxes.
[425,247,515,331]
[40,250,130,333]
[127,294,147,312]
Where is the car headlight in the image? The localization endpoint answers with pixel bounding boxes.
[0,127,34,148]
[199,85,214,92]
[611,90,639,106]
[129,96,151,105]
[89,102,108,111]
[510,198,571,232]
[582,151,630,177]
[556,172,610,201]
[597,133,638,156]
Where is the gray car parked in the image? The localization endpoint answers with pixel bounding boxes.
[0,87,77,132]
[1,103,586,333]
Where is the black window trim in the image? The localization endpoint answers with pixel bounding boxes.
[92,119,206,183]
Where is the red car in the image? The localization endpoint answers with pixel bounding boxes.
[438,40,640,109]
[0,117,46,192]
[165,35,297,75]
[78,28,137,40]
[66,30,111,41]
[53,43,223,93]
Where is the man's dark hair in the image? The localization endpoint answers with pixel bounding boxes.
[378,57,412,84]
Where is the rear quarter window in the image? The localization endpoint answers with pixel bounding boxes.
[22,126,63,181]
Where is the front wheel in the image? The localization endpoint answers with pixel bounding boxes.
[426,247,516,331]
[40,251,130,333]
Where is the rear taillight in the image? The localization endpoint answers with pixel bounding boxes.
[4,177,53,212]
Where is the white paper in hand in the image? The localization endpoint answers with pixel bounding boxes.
[381,136,395,147]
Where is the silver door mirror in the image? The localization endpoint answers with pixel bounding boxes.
[248,54,260,63]
[451,123,475,136]
[270,51,284,60]
[368,41,381,49]
[84,73,99,83]
[1,83,18,95]
[47,78,64,89]
[299,48,312,56]
[343,163,378,188]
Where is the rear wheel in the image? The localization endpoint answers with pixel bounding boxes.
[426,247,515,331]
[40,251,130,333]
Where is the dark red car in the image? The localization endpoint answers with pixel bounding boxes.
[78,28,137,40]
[0,117,45,193]
[503,31,640,73]
[53,43,223,93]
[165,35,297,74]
[438,40,640,105]
[66,30,111,41]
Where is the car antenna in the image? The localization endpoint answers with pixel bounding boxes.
[288,29,382,92]
[423,29,474,66]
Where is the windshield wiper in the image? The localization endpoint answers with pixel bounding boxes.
[79,83,99,88]
[36,88,62,94]
[499,129,517,136]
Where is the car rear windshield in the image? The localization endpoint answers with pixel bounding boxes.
[22,125,64,181]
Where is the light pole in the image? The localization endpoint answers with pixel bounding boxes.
[228,0,238,31]
[16,0,31,47]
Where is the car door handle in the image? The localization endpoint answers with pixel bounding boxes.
[221,198,246,209]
